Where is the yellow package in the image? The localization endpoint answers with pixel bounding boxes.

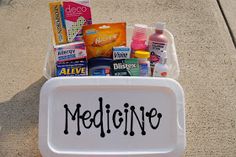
[83,23,126,59]
[49,2,67,45]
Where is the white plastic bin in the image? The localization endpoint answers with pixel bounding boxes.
[39,27,185,157]
[43,27,180,80]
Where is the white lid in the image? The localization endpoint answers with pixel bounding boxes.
[132,24,148,41]
[134,24,148,29]
[39,77,185,157]
[155,22,166,30]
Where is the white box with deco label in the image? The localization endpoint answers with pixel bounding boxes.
[39,77,185,157]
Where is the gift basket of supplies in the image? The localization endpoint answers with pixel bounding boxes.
[39,1,185,157]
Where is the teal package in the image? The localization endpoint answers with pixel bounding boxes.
[112,58,140,76]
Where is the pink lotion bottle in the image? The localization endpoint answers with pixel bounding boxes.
[130,24,148,57]
[148,22,168,72]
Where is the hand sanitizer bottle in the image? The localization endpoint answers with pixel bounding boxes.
[153,51,168,77]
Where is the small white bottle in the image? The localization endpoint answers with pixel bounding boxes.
[153,51,168,77]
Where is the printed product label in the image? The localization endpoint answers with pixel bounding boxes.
[153,64,168,77]
[91,68,110,76]
[56,61,88,76]
[63,1,92,42]
[139,63,148,76]
[56,48,86,62]
[112,59,139,76]
[154,71,167,77]
[148,41,167,67]
[55,43,86,62]
[49,2,68,44]
[113,47,131,60]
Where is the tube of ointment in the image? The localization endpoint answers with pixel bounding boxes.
[49,2,68,45]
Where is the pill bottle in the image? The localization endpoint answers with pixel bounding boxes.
[88,58,113,76]
[134,51,151,76]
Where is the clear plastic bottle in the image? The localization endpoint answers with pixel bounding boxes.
[153,51,168,77]
[134,51,151,76]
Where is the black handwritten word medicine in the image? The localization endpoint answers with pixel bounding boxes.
[64,97,162,138]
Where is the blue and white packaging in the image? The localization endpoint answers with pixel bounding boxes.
[113,46,131,60]
[54,42,87,62]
